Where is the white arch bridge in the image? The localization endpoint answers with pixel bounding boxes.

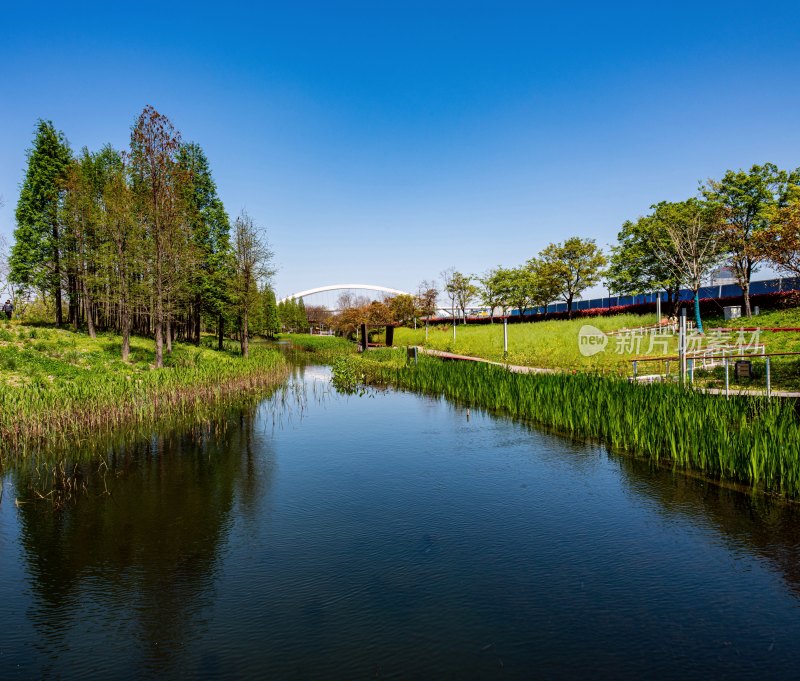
[277,284,411,306]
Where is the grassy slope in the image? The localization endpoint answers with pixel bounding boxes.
[394,314,662,372]
[392,310,800,384]
[0,321,288,456]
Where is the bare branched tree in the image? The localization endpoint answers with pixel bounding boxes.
[650,199,723,333]
[233,211,274,357]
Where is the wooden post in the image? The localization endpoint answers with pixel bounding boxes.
[386,325,394,347]
[360,323,367,351]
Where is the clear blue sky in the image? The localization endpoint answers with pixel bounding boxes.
[2,1,799,300]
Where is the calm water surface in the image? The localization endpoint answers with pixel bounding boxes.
[1,365,800,679]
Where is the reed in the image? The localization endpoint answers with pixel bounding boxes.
[0,336,289,458]
[343,355,800,498]
[286,334,357,355]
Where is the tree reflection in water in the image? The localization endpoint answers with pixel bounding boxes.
[11,405,275,677]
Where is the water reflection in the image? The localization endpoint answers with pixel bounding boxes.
[616,454,800,597]
[2,365,800,679]
[9,407,275,678]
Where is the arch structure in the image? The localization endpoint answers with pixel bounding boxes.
[277,283,411,305]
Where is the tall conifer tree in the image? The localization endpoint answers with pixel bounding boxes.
[11,120,72,325]
[178,142,232,343]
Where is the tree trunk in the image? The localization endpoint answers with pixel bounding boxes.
[82,280,96,339]
[218,314,224,350]
[68,273,78,329]
[241,311,249,357]
[121,307,130,362]
[53,222,63,327]
[155,319,163,367]
[742,281,752,318]
[166,317,173,354]
[194,300,201,345]
[694,289,704,334]
[668,288,681,318]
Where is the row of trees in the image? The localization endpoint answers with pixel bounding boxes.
[234,161,800,338]
[323,284,438,336]
[607,164,800,330]
[278,297,309,333]
[441,237,607,324]
[8,109,276,362]
[422,163,800,333]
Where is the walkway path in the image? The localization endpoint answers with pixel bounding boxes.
[416,347,555,374]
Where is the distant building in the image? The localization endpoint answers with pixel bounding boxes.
[711,267,737,286]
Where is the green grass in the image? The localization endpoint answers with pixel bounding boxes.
[0,321,289,457]
[388,309,800,389]
[335,351,800,499]
[394,314,667,372]
[283,333,357,354]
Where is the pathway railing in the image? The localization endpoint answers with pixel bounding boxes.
[629,351,800,398]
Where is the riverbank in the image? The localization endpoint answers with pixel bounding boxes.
[0,322,289,457]
[393,308,800,390]
[333,349,800,499]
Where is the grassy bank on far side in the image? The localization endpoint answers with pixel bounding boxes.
[0,322,289,457]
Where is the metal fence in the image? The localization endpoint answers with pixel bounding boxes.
[509,275,800,316]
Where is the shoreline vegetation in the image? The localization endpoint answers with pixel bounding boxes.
[332,349,800,500]
[390,307,800,391]
[0,322,289,458]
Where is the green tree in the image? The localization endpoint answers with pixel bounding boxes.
[262,286,280,338]
[296,297,309,332]
[539,237,606,316]
[702,163,796,317]
[178,142,232,343]
[478,267,515,320]
[444,270,477,324]
[388,294,417,326]
[129,106,187,368]
[61,149,103,337]
[279,297,299,332]
[526,258,563,316]
[10,120,72,325]
[97,147,141,360]
[606,215,684,315]
[504,266,537,319]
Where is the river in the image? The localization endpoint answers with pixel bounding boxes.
[1,364,799,679]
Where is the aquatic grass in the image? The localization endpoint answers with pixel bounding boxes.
[286,333,357,355]
[342,355,800,498]
[0,327,289,458]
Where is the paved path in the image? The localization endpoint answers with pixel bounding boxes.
[416,347,556,374]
